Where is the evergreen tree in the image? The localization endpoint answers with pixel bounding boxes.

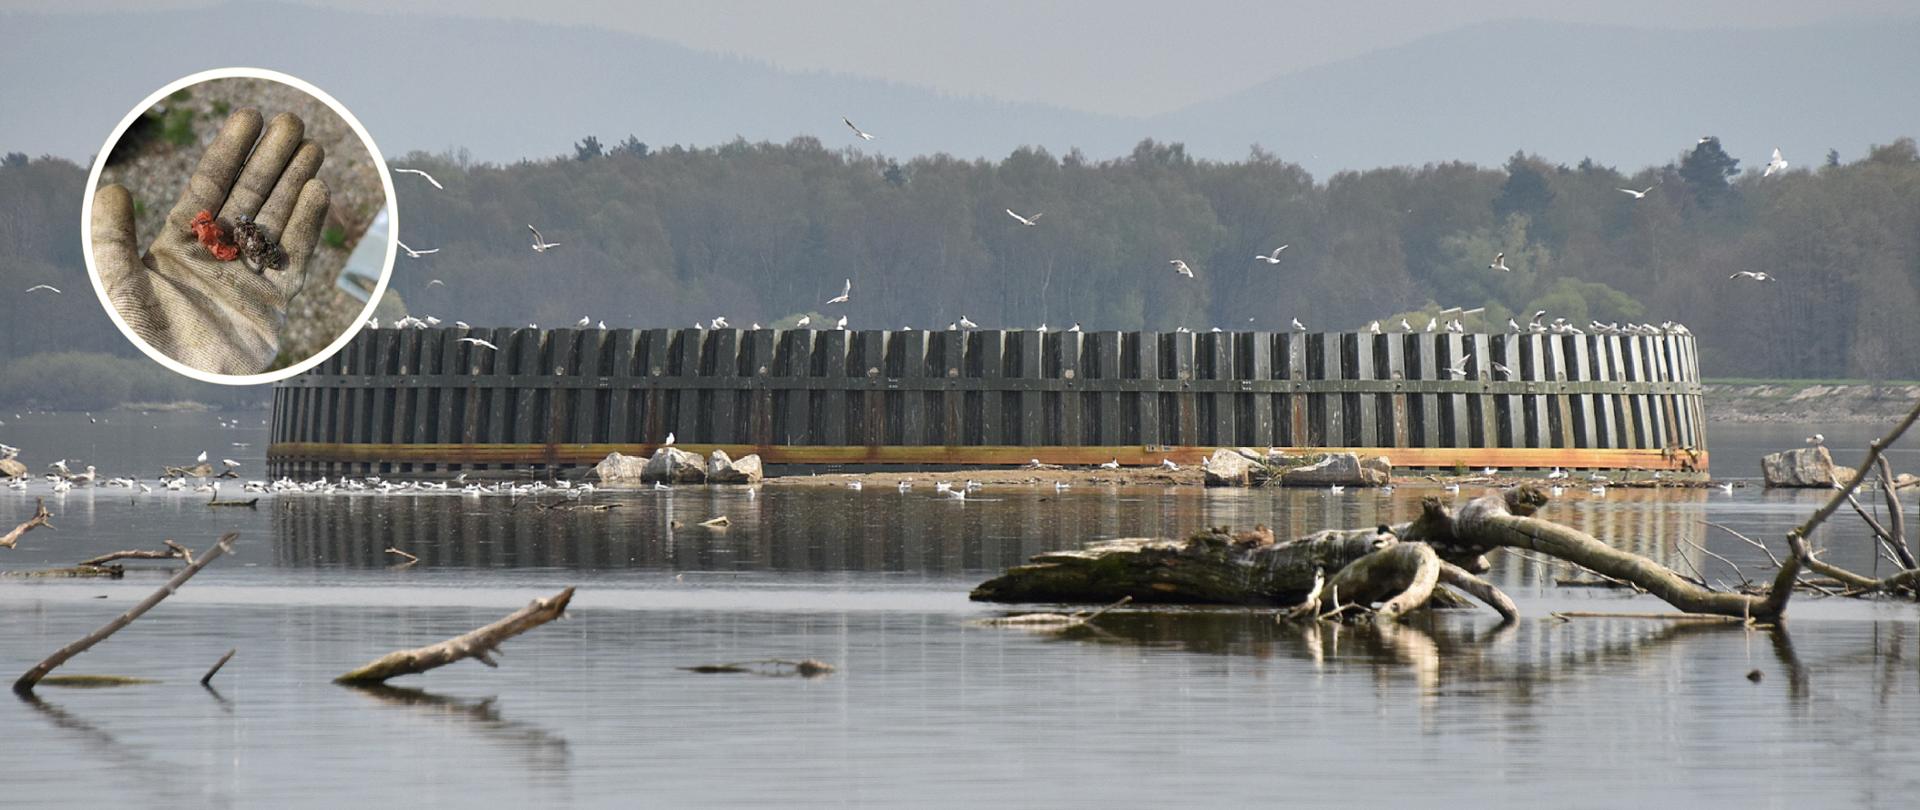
[1678,137,1740,207]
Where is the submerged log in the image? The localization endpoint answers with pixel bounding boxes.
[334,587,574,684]
[14,533,237,694]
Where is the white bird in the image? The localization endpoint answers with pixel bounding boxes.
[455,321,470,329]
[397,240,440,258]
[1764,147,1788,177]
[394,167,444,189]
[575,316,591,327]
[1730,271,1774,282]
[1426,317,1438,333]
[847,480,864,491]
[1446,356,1471,378]
[527,224,560,252]
[1098,458,1120,469]
[1547,467,1569,480]
[796,316,812,328]
[1719,482,1735,494]
[710,317,730,329]
[1006,209,1042,227]
[426,279,445,288]
[456,337,498,351]
[1170,259,1194,278]
[1805,433,1824,446]
[1161,458,1179,470]
[1329,484,1345,494]
[826,278,851,305]
[196,450,208,463]
[1616,185,1656,200]
[1254,245,1290,264]
[222,458,241,470]
[1054,481,1070,492]
[1291,318,1306,331]
[663,432,676,446]
[1399,318,1413,332]
[842,117,875,141]
[1481,467,1499,476]
[1068,323,1082,333]
[1489,252,1511,272]
[958,316,978,328]
[1368,321,1381,335]
[836,315,848,330]
[424,316,441,327]
[1491,361,1515,379]
[25,284,60,294]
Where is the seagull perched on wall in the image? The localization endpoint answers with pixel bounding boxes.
[1489,252,1512,272]
[1764,148,1789,177]
[826,278,851,305]
[1254,245,1289,264]
[958,316,977,328]
[575,316,592,327]
[843,117,876,141]
[1617,185,1657,200]
[1006,209,1042,227]
[398,240,439,258]
[1368,321,1381,335]
[836,315,849,329]
[456,337,498,351]
[1730,271,1774,282]
[394,167,444,189]
[1291,318,1306,331]
[1399,318,1413,332]
[527,224,560,252]
[796,316,812,328]
[1170,259,1195,278]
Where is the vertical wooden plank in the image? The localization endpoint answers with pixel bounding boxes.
[743,329,775,445]
[1204,333,1234,446]
[1625,336,1651,450]
[937,329,966,445]
[850,330,884,445]
[1318,334,1343,447]
[818,329,849,445]
[976,330,1008,446]
[1442,333,1470,448]
[542,328,577,459]
[1052,328,1082,445]
[1090,332,1122,445]
[674,329,704,443]
[1013,331,1043,446]
[1599,335,1624,450]
[1246,333,1274,448]
[1568,336,1596,449]
[1353,333,1378,447]
[641,328,672,444]
[571,328,605,446]
[605,329,637,444]
[1414,335,1439,448]
[1172,332,1197,446]
[895,330,929,446]
[1548,335,1575,449]
[1470,333,1496,449]
[774,329,813,444]
[707,329,740,443]
[512,329,546,464]
[1678,335,1701,450]
[1496,334,1523,449]
[1136,333,1161,447]
[1385,335,1408,448]
[1283,333,1308,447]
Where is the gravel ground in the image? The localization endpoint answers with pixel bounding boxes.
[98,76,387,371]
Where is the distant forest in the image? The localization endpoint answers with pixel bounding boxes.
[3,136,1917,407]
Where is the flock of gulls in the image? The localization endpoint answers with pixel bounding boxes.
[351,130,1793,343]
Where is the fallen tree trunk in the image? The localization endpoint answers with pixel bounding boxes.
[334,588,574,685]
[2,499,55,549]
[14,533,237,695]
[78,540,193,567]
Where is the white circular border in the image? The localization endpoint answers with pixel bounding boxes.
[81,66,398,386]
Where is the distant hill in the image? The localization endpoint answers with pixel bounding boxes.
[1,6,1916,175]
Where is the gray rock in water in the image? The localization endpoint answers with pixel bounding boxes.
[643,447,708,484]
[592,451,649,485]
[1273,452,1391,487]
[1761,446,1845,488]
[706,450,764,484]
[1203,448,1259,487]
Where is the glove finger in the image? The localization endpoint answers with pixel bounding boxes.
[217,112,305,225]
[272,177,331,300]
[256,140,323,235]
[164,108,262,238]
[90,184,145,292]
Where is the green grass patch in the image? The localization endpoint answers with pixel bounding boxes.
[161,106,197,147]
[322,225,348,249]
[211,100,230,116]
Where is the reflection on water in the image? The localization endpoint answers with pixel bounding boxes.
[3,411,1920,806]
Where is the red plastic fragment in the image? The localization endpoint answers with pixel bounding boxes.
[189,209,240,261]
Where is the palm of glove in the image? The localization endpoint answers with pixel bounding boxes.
[92,108,330,375]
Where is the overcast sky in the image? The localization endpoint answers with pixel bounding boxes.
[17,0,1917,116]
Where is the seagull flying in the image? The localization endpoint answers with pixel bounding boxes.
[842,117,875,141]
[1254,245,1290,264]
[1729,271,1774,282]
[397,240,440,258]
[426,279,445,287]
[394,167,444,189]
[1764,148,1788,177]
[1617,185,1656,200]
[1491,361,1515,379]
[25,284,60,294]
[1006,209,1042,227]
[1446,356,1471,378]
[527,224,560,252]
[826,278,851,305]
[456,337,499,351]
[1169,259,1194,278]
[1489,251,1511,272]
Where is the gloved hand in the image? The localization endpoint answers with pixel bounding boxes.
[91,108,330,375]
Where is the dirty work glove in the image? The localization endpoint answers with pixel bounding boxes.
[92,108,330,375]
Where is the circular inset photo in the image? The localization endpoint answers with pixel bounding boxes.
[82,68,396,383]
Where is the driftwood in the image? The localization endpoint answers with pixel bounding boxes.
[201,649,236,685]
[680,659,837,677]
[977,596,1132,628]
[2,498,55,548]
[78,540,193,567]
[334,588,574,684]
[206,497,259,509]
[14,533,238,694]
[385,547,420,568]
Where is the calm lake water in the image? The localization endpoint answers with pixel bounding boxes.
[2,409,1918,807]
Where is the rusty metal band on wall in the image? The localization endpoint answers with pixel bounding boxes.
[267,327,1708,477]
